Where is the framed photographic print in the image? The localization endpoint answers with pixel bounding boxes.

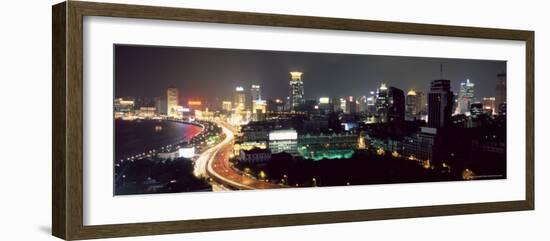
[52,1,534,240]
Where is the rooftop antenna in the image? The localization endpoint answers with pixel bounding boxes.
[440,64,443,79]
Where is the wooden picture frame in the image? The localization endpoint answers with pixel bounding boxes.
[52,1,534,240]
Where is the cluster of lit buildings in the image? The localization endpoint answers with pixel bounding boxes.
[231,72,506,171]
[114,70,507,174]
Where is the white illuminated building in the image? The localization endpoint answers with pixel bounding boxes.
[178,146,195,159]
[455,79,475,115]
[268,129,298,156]
[319,97,330,110]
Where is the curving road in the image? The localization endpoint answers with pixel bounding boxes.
[195,122,281,190]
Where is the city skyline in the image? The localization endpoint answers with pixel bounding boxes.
[114,44,507,195]
[114,45,506,103]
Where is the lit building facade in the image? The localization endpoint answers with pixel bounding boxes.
[187,100,202,111]
[137,107,156,119]
[268,129,298,156]
[234,86,246,112]
[289,72,305,111]
[250,84,261,107]
[455,79,475,115]
[166,87,179,118]
[376,84,405,123]
[376,83,389,122]
[114,98,135,119]
[405,89,425,121]
[366,91,377,115]
[358,96,368,112]
[345,96,357,114]
[298,132,358,160]
[319,97,330,111]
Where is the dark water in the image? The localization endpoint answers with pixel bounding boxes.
[114,119,202,161]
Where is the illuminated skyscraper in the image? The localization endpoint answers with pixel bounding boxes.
[250,84,261,107]
[366,91,376,115]
[166,87,179,118]
[358,96,368,112]
[289,72,304,111]
[406,89,426,121]
[406,89,418,120]
[376,83,389,122]
[387,87,405,123]
[375,84,404,123]
[234,86,246,112]
[428,79,453,128]
[495,73,507,115]
[455,79,475,115]
[345,96,357,114]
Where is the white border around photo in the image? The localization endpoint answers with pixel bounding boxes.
[83,16,526,226]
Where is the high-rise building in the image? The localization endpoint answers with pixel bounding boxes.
[406,89,419,120]
[358,96,368,112]
[495,73,507,115]
[376,83,389,122]
[455,79,475,115]
[387,87,405,123]
[166,87,179,118]
[339,98,346,112]
[331,97,342,112]
[250,84,261,108]
[376,84,404,123]
[289,72,305,111]
[428,79,453,128]
[366,91,377,115]
[406,89,427,120]
[482,97,497,115]
[345,96,357,114]
[234,86,246,112]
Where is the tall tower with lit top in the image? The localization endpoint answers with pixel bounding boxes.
[289,71,304,111]
[455,79,475,115]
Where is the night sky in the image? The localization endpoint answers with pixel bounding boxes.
[114,44,506,103]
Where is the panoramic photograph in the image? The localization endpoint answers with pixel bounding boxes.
[113,45,507,196]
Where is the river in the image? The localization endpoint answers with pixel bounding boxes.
[114,119,203,161]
